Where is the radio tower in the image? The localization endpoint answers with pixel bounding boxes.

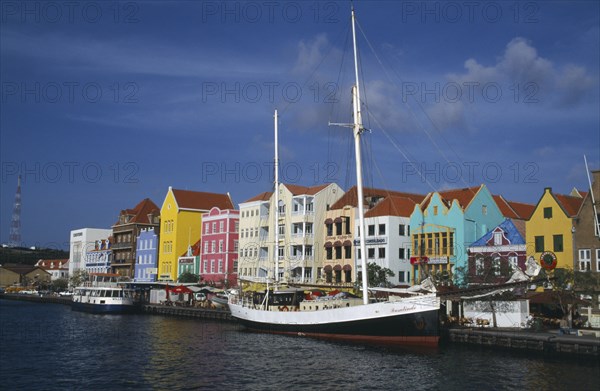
[9,175,22,247]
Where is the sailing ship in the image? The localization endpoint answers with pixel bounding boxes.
[228,6,440,346]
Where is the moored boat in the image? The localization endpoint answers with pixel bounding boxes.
[228,5,440,346]
[72,273,138,314]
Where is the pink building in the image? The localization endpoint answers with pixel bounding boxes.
[200,207,239,288]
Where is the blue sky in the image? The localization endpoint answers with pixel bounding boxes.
[1,1,598,249]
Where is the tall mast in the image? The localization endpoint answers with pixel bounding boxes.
[9,175,22,248]
[351,6,369,305]
[584,155,600,237]
[274,109,280,283]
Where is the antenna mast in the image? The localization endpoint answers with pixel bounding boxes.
[9,175,22,247]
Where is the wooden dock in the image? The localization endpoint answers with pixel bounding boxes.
[447,328,600,357]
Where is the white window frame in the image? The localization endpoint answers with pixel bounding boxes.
[579,249,591,271]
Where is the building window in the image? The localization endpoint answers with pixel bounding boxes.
[344,245,351,259]
[597,249,600,272]
[212,222,217,233]
[326,223,333,236]
[211,241,216,253]
[368,225,375,236]
[205,223,209,234]
[398,271,405,283]
[368,248,375,259]
[399,248,405,259]
[211,260,215,273]
[482,205,487,215]
[234,221,239,233]
[218,260,223,273]
[219,240,223,253]
[433,206,438,216]
[379,224,386,235]
[579,249,591,271]
[378,248,385,259]
[278,225,285,235]
[234,240,239,252]
[494,232,502,246]
[509,255,518,271]
[493,257,501,276]
[203,260,208,274]
[335,221,342,235]
[543,207,552,219]
[475,256,484,276]
[534,236,544,253]
[399,224,405,236]
[553,234,563,252]
[335,246,342,259]
[220,221,224,232]
[326,247,333,260]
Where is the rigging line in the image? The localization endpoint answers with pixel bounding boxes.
[280,16,349,117]
[364,105,439,194]
[356,20,475,193]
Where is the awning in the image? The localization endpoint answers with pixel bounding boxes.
[343,264,352,271]
[410,256,429,265]
[334,217,343,223]
[343,240,352,246]
[323,265,332,272]
[334,241,342,247]
[324,218,333,224]
[324,242,333,248]
[169,285,193,294]
[333,265,342,271]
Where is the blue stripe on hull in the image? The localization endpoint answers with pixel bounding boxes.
[71,302,138,314]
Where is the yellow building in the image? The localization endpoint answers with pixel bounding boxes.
[526,187,585,271]
[158,187,234,281]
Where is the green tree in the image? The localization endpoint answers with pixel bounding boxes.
[178,271,199,283]
[69,270,89,287]
[51,278,69,292]
[367,262,395,287]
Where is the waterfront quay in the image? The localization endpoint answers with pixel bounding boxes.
[2,293,598,358]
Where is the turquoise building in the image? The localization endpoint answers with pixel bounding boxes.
[409,185,505,286]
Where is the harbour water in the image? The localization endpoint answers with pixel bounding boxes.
[1,299,598,390]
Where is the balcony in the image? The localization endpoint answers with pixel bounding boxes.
[111,242,132,250]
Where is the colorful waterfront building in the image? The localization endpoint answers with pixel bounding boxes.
[526,187,586,272]
[158,187,234,282]
[85,238,112,274]
[467,218,528,285]
[178,240,201,280]
[323,186,424,286]
[409,185,505,286]
[238,183,343,284]
[134,227,159,282]
[35,259,69,280]
[111,198,160,278]
[573,170,600,273]
[200,207,239,288]
[68,228,113,278]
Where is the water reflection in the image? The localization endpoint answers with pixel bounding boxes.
[1,300,598,391]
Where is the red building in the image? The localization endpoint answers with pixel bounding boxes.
[200,207,239,288]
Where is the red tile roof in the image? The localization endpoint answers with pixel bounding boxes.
[115,198,160,225]
[180,239,202,257]
[330,186,425,210]
[554,192,586,217]
[492,195,535,220]
[364,196,419,218]
[172,189,234,211]
[35,259,69,270]
[243,191,272,203]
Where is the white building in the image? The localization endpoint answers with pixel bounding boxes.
[356,196,421,286]
[35,259,69,280]
[238,183,344,284]
[68,228,112,277]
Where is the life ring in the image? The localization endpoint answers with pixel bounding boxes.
[280,306,289,312]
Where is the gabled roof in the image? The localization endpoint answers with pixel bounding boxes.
[492,195,535,220]
[0,263,50,275]
[554,191,587,217]
[35,259,69,270]
[364,196,418,218]
[283,183,330,196]
[420,185,482,211]
[471,218,525,246]
[180,239,201,257]
[171,188,234,211]
[243,191,272,203]
[330,186,425,210]
[115,198,160,225]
